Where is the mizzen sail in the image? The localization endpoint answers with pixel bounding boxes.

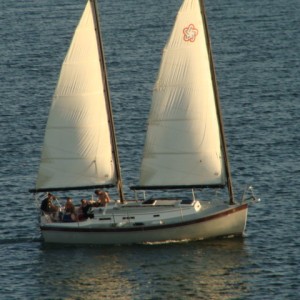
[139,0,226,188]
[34,1,117,191]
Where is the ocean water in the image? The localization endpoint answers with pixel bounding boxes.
[0,0,299,299]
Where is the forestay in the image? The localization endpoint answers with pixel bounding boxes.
[34,1,116,191]
[139,0,226,188]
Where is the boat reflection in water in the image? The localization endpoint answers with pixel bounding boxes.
[36,238,250,299]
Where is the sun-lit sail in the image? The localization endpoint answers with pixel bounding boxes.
[35,1,116,191]
[139,0,226,188]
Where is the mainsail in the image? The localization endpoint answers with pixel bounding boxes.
[34,1,118,192]
[139,0,227,188]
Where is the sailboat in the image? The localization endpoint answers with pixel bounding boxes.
[30,0,258,245]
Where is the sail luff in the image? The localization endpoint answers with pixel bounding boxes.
[199,0,234,204]
[89,0,125,202]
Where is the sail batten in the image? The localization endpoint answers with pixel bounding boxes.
[34,1,119,192]
[139,0,226,188]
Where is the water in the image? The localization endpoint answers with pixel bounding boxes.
[0,0,299,299]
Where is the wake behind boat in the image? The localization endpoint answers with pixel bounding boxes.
[30,0,259,245]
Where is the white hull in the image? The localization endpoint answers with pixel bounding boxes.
[40,200,248,245]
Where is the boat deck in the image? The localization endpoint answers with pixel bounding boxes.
[41,198,233,229]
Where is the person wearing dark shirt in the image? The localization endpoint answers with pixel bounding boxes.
[40,193,58,214]
[78,199,94,220]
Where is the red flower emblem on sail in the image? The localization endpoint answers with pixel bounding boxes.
[183,24,198,42]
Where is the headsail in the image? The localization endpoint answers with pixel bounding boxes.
[33,1,119,192]
[138,0,227,189]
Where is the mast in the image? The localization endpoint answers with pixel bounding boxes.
[90,0,125,203]
[199,0,234,204]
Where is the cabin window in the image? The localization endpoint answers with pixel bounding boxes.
[180,199,194,205]
[133,222,144,226]
[142,199,156,205]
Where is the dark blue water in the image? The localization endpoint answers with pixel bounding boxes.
[1,0,299,299]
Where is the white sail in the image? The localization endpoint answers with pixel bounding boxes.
[139,0,226,187]
[35,1,116,191]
